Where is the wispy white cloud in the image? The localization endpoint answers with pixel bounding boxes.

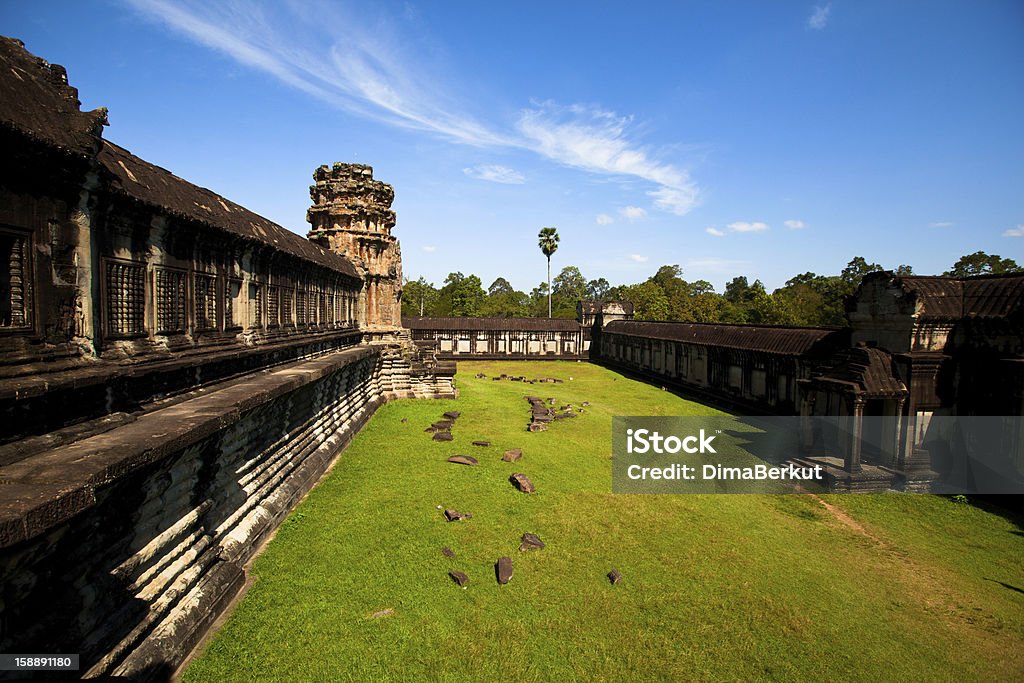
[421,245,437,252]
[596,213,614,225]
[630,254,649,263]
[619,206,648,222]
[517,101,699,215]
[706,227,725,237]
[929,221,954,228]
[784,219,806,230]
[463,164,525,184]
[727,221,769,233]
[126,1,702,216]
[807,3,831,30]
[1004,224,1024,237]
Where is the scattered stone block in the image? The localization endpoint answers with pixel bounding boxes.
[433,431,453,441]
[449,570,469,587]
[528,423,547,432]
[582,401,590,407]
[472,440,490,447]
[475,373,487,379]
[444,509,472,521]
[502,448,522,462]
[520,532,545,551]
[443,411,461,419]
[442,547,455,558]
[432,420,453,430]
[496,556,513,584]
[448,455,478,466]
[608,569,622,585]
[547,398,556,405]
[425,426,438,433]
[401,418,408,423]
[509,473,535,493]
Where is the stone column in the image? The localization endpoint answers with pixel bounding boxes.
[846,395,865,473]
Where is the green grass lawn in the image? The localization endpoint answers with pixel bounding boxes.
[183,361,1024,682]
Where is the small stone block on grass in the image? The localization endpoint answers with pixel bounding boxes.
[608,569,622,585]
[444,509,472,521]
[442,547,455,558]
[502,448,522,462]
[449,570,469,587]
[520,532,545,551]
[443,411,461,419]
[496,556,513,584]
[447,455,478,466]
[472,440,490,447]
[433,431,453,442]
[509,473,535,493]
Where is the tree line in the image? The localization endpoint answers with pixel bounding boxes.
[401,251,1021,327]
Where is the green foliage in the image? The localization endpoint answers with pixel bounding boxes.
[945,251,1022,277]
[401,277,439,317]
[400,250,1019,325]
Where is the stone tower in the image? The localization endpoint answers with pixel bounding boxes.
[307,163,402,330]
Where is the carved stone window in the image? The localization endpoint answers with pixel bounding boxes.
[0,229,32,330]
[296,290,307,326]
[267,286,280,328]
[249,283,264,328]
[282,288,294,326]
[155,268,186,334]
[195,273,217,331]
[225,279,242,329]
[105,259,146,337]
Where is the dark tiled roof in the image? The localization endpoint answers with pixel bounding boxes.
[98,141,360,279]
[896,276,964,320]
[962,275,1024,319]
[403,316,582,332]
[864,273,1024,321]
[602,320,844,356]
[0,36,106,157]
[811,346,907,397]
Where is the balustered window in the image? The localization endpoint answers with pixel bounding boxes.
[155,268,186,334]
[267,286,280,328]
[195,273,217,331]
[0,229,32,330]
[225,279,242,329]
[249,283,264,328]
[282,288,294,326]
[105,259,146,337]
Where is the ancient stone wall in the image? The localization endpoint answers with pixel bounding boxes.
[402,316,590,360]
[0,344,448,680]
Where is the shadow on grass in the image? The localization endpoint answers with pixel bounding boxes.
[984,578,1024,596]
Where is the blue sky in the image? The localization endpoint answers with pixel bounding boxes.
[4,1,1022,292]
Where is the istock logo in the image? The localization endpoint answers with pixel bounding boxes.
[626,428,717,454]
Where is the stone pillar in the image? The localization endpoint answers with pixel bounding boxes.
[306,163,402,330]
[846,396,865,473]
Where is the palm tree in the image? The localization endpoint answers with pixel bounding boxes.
[537,227,560,318]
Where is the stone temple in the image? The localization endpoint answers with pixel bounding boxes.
[0,36,1022,679]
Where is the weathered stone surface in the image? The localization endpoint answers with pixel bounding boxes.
[447,455,478,466]
[448,570,469,587]
[520,532,545,551]
[502,448,522,462]
[471,440,490,447]
[496,556,513,584]
[581,401,590,407]
[432,431,453,441]
[509,473,535,493]
[475,372,487,378]
[547,398,556,405]
[432,420,453,430]
[444,509,472,521]
[442,547,455,558]
[443,411,461,419]
[608,569,623,585]
[527,423,547,432]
